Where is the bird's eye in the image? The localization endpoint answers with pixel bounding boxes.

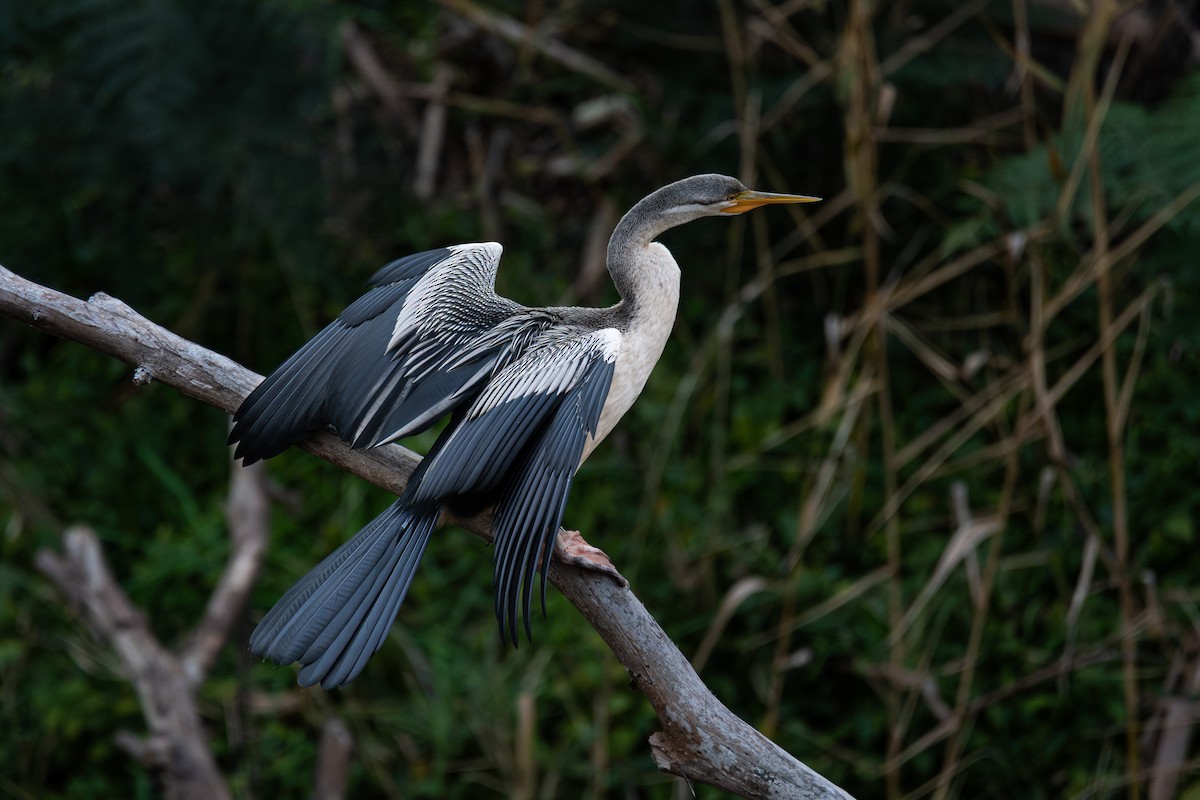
[726,192,740,201]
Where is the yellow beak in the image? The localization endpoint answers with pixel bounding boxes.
[722,189,821,214]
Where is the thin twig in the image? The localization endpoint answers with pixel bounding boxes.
[340,21,420,137]
[439,0,635,94]
[413,64,454,201]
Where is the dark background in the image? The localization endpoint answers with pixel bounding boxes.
[3,0,1199,797]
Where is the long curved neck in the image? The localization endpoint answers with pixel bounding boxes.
[587,229,681,456]
[606,192,681,307]
[582,189,692,459]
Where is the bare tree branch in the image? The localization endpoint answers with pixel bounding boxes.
[180,457,271,687]
[1,263,853,799]
[35,526,233,800]
[314,718,355,800]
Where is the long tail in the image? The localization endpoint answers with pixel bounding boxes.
[250,500,439,688]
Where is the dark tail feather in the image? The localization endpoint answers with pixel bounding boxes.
[250,500,439,688]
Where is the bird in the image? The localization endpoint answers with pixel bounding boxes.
[230,174,819,688]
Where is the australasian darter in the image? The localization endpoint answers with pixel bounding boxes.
[229,174,819,688]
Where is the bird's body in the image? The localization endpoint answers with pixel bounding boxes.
[231,175,817,688]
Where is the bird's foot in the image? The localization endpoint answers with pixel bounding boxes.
[555,529,627,587]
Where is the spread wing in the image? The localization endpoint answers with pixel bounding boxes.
[408,328,620,643]
[230,243,553,463]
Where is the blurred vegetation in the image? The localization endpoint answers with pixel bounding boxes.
[2,0,1200,797]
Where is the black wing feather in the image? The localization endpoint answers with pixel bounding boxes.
[364,247,453,289]
[489,356,615,645]
[229,323,346,463]
[411,393,559,500]
[230,245,527,463]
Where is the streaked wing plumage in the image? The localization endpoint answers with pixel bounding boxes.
[410,329,620,643]
[230,243,553,463]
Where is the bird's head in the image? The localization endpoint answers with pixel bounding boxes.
[626,174,820,239]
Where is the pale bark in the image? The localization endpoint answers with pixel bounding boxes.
[37,526,234,800]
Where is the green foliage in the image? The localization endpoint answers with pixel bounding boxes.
[3,0,1200,798]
